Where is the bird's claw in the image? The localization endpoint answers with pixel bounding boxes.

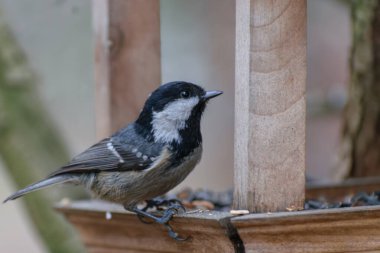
[164,223,191,241]
[153,203,183,224]
[165,202,186,214]
[131,201,189,241]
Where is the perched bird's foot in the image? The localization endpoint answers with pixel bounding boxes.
[136,198,186,224]
[143,197,185,212]
[131,203,189,241]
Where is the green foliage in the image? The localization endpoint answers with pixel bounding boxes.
[0,13,85,253]
[338,0,380,178]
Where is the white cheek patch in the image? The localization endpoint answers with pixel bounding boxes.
[152,97,199,143]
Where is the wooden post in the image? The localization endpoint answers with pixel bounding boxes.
[93,0,161,138]
[234,0,307,212]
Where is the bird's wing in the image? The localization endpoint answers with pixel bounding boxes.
[48,137,164,177]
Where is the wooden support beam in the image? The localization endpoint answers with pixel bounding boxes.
[234,0,307,212]
[93,0,161,138]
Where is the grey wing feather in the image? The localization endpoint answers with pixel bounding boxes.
[48,138,153,177]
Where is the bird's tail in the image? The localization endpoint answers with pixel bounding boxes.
[3,175,74,203]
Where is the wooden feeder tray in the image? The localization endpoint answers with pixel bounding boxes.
[232,205,380,253]
[57,200,380,253]
[56,200,238,253]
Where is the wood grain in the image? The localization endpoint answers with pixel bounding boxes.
[234,0,307,212]
[232,205,380,253]
[56,201,235,253]
[93,0,161,139]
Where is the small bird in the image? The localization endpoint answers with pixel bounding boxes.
[4,81,222,240]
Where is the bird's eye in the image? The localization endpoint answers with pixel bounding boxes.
[180,91,190,98]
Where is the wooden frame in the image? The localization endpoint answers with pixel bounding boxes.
[56,1,380,252]
[234,0,306,212]
[94,0,161,138]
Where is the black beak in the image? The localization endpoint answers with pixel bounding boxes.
[202,90,223,101]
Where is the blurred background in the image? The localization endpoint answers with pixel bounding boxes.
[0,0,376,252]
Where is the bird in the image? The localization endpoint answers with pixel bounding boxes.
[4,81,223,240]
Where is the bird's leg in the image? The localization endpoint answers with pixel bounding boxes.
[133,205,187,241]
[136,198,185,224]
[125,202,188,241]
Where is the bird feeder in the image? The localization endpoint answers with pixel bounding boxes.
[57,1,380,252]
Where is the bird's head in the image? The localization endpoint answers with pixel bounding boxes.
[135,81,222,144]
